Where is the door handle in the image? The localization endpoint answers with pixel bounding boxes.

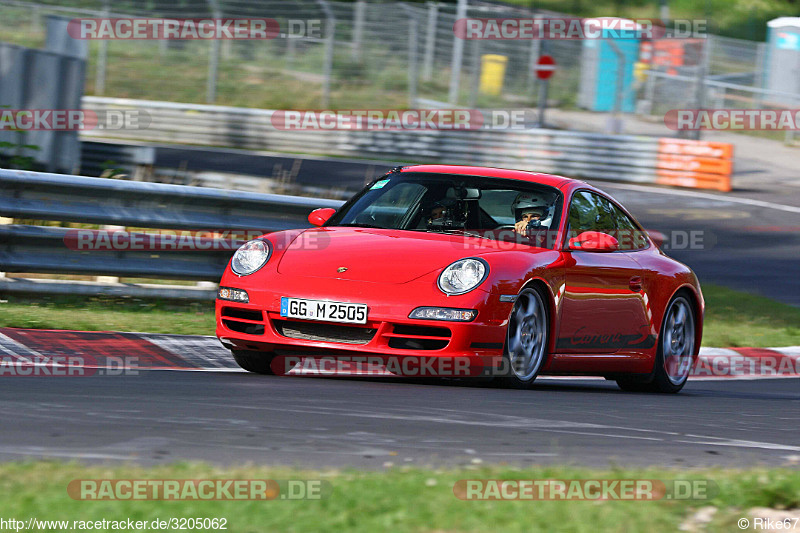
[629,276,643,292]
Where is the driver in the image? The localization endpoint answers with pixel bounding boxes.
[428,204,446,222]
[511,193,550,235]
[425,198,465,228]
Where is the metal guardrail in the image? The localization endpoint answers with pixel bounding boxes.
[0,169,342,230]
[81,96,733,191]
[0,168,343,297]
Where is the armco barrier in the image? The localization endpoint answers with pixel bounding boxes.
[0,169,343,296]
[80,96,734,192]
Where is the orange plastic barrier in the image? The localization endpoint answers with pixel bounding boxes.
[655,139,733,192]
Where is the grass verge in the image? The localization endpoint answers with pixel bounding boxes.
[0,283,798,346]
[0,294,214,335]
[701,285,800,347]
[0,462,798,533]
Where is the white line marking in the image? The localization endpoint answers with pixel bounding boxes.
[678,435,800,452]
[544,429,663,442]
[605,183,800,215]
[699,348,741,356]
[0,333,45,359]
[772,347,800,357]
[0,447,134,460]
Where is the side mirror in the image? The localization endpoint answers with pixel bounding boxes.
[568,231,619,252]
[308,208,336,227]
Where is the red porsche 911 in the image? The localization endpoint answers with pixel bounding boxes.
[216,165,703,392]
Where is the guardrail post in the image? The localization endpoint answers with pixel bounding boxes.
[0,216,11,280]
[606,40,626,134]
[206,39,220,104]
[787,94,798,145]
[422,2,438,82]
[643,67,657,116]
[755,42,766,109]
[94,1,110,95]
[286,28,296,69]
[352,0,365,61]
[714,87,725,109]
[468,38,481,108]
[407,8,419,108]
[448,0,467,104]
[689,35,711,141]
[526,28,541,93]
[30,3,41,33]
[206,1,222,104]
[96,224,124,284]
[317,0,335,108]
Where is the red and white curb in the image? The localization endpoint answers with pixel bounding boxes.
[0,328,798,380]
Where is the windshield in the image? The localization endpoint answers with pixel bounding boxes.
[326,172,563,249]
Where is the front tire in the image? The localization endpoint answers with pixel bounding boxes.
[232,350,279,375]
[496,287,549,389]
[617,293,696,393]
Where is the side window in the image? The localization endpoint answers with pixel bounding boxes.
[567,191,596,234]
[567,191,615,235]
[607,201,649,251]
[568,190,648,250]
[591,195,619,234]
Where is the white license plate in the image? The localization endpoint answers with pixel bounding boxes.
[280,297,368,324]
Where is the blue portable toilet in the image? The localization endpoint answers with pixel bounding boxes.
[764,17,800,105]
[577,18,641,113]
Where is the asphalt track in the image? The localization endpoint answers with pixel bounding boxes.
[1,372,798,468]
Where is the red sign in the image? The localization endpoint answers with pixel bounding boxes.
[535,55,556,80]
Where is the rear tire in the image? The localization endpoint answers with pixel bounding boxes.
[616,293,696,393]
[232,350,279,375]
[496,287,550,389]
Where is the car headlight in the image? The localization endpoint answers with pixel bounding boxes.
[437,258,489,295]
[409,307,477,321]
[231,239,271,276]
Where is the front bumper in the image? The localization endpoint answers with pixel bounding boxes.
[215,274,511,364]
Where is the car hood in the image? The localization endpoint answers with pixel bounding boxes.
[276,227,530,284]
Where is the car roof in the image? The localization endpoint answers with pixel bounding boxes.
[399,164,579,189]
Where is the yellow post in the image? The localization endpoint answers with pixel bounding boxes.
[479,54,508,96]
